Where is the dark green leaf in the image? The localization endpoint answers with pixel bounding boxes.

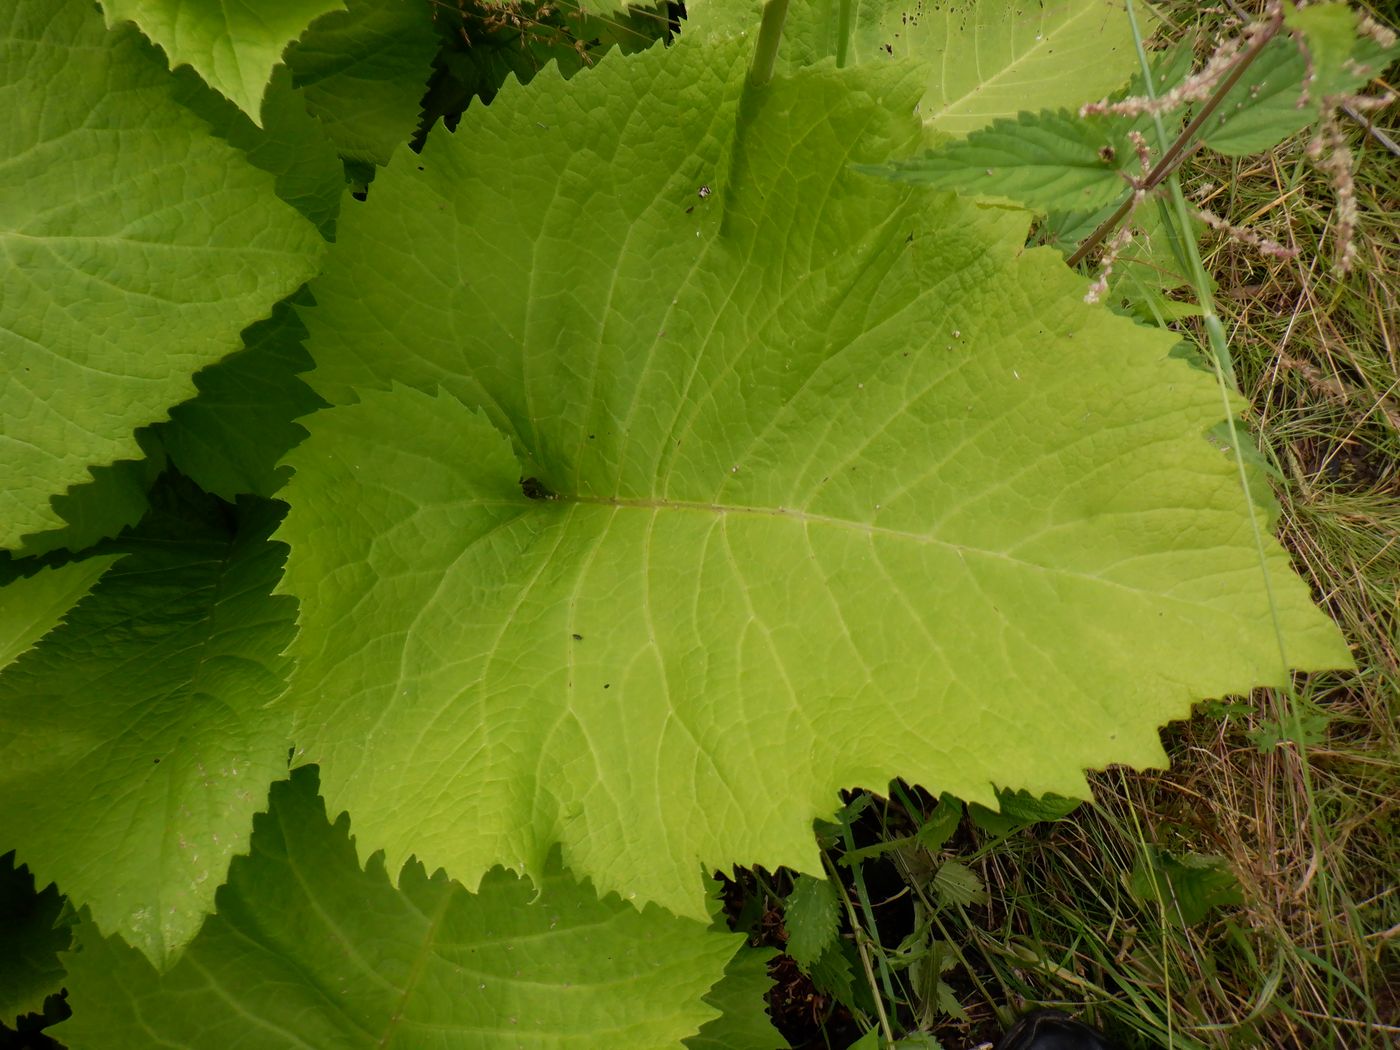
[0,851,73,1023]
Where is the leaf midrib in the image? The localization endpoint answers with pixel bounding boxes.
[542,494,1211,604]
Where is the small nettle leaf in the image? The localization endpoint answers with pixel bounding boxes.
[97,0,346,121]
[785,875,841,969]
[0,0,324,550]
[864,41,1198,220]
[809,942,860,1011]
[930,861,987,909]
[59,767,743,1050]
[968,788,1082,835]
[1248,708,1332,754]
[0,851,74,1023]
[281,28,1349,923]
[917,796,964,854]
[1128,848,1244,927]
[860,109,1140,212]
[0,557,122,673]
[284,0,440,167]
[0,482,297,969]
[1204,4,1399,156]
[782,0,1142,136]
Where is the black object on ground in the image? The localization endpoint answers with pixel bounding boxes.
[994,1009,1119,1050]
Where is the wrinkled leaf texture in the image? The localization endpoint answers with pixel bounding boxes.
[280,24,1350,927]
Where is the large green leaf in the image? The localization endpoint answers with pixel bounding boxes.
[783,0,1141,136]
[59,767,742,1050]
[0,0,324,549]
[279,34,1350,922]
[284,0,440,166]
[0,484,297,968]
[98,0,345,120]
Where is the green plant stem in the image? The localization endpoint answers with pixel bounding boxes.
[834,0,852,69]
[1066,6,1285,269]
[748,0,790,89]
[838,804,902,1010]
[822,846,896,1044]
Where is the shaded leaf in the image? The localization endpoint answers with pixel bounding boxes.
[1248,709,1332,754]
[809,943,858,1011]
[170,64,345,239]
[157,290,327,502]
[1,0,323,548]
[686,946,789,1050]
[60,767,742,1050]
[285,0,440,166]
[0,556,121,673]
[916,796,964,854]
[0,851,74,1023]
[861,109,1139,212]
[968,789,1082,835]
[17,431,166,559]
[0,483,297,968]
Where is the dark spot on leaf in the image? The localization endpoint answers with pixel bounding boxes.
[1099,145,1116,163]
[603,683,611,689]
[520,476,559,501]
[572,633,583,641]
